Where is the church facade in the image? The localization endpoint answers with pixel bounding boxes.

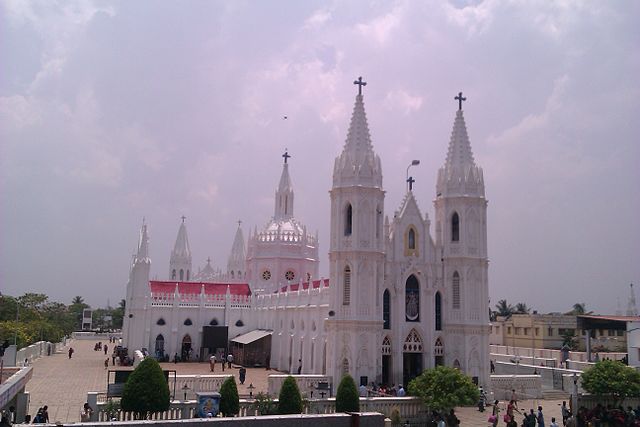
[123,82,490,390]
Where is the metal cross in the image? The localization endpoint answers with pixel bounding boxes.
[455,92,467,110]
[407,176,415,191]
[237,220,242,227]
[181,215,186,223]
[282,150,291,164]
[353,76,367,95]
[206,257,211,264]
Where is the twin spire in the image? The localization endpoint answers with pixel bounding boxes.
[436,92,484,198]
[333,76,382,188]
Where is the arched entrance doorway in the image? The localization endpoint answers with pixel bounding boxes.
[402,329,423,386]
[382,336,392,385]
[181,334,192,361]
[154,334,165,359]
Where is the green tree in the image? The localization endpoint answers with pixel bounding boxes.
[514,302,531,314]
[581,360,640,405]
[561,330,579,350]
[572,303,586,315]
[68,296,89,330]
[495,300,514,317]
[111,299,126,329]
[219,376,239,417]
[335,374,360,413]
[252,392,277,415]
[120,358,170,419]
[407,366,479,412]
[278,376,303,414]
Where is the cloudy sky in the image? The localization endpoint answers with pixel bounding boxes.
[1,1,638,315]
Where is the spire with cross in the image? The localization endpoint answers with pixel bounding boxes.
[455,91,467,110]
[282,149,291,164]
[353,76,367,96]
[181,215,186,223]
[237,220,242,228]
[407,176,415,191]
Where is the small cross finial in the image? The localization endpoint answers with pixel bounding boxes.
[237,219,242,227]
[282,149,291,164]
[181,215,186,223]
[353,76,367,96]
[455,91,467,110]
[206,257,211,264]
[407,176,416,191]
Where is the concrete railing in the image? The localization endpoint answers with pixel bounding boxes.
[267,374,332,397]
[93,395,423,422]
[495,360,583,392]
[490,374,542,400]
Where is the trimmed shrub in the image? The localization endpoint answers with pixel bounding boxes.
[219,376,240,417]
[278,375,303,414]
[120,357,170,419]
[335,374,359,412]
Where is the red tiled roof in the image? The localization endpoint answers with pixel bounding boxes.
[280,279,330,293]
[149,281,251,296]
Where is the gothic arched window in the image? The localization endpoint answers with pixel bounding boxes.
[171,269,176,280]
[209,318,219,326]
[343,266,351,305]
[405,275,420,322]
[179,269,184,281]
[235,319,244,327]
[408,228,416,250]
[156,318,166,325]
[184,318,192,326]
[451,212,460,242]
[345,204,353,236]
[452,271,461,309]
[435,292,442,331]
[383,289,391,329]
[186,270,190,281]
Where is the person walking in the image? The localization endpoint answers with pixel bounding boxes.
[80,403,93,422]
[227,353,233,368]
[561,401,570,426]
[104,344,108,355]
[239,367,246,385]
[537,406,545,427]
[209,354,216,372]
[68,347,74,359]
[490,400,500,427]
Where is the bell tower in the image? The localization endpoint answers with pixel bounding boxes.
[434,92,490,387]
[326,77,385,386]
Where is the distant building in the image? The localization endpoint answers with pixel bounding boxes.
[123,83,491,388]
[491,313,631,352]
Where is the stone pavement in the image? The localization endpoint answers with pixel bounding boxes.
[25,338,567,425]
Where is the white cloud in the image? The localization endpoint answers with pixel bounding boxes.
[384,89,423,115]
[356,6,402,45]
[304,8,332,29]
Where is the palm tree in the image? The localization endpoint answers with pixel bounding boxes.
[514,302,531,314]
[495,299,514,317]
[71,296,84,305]
[572,303,586,315]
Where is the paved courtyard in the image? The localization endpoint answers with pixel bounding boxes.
[24,338,567,425]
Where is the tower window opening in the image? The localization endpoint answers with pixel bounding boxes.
[435,292,442,331]
[343,266,351,305]
[345,204,353,236]
[451,212,460,242]
[179,269,184,281]
[383,289,391,329]
[452,271,461,309]
[172,269,176,280]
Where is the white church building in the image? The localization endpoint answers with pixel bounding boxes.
[123,81,490,389]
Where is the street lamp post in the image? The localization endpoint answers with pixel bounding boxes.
[406,160,420,191]
[247,383,255,399]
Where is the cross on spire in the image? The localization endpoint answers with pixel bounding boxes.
[206,257,211,264]
[282,149,291,164]
[455,91,467,110]
[181,215,186,223]
[407,176,416,191]
[353,76,367,96]
[237,219,242,227]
